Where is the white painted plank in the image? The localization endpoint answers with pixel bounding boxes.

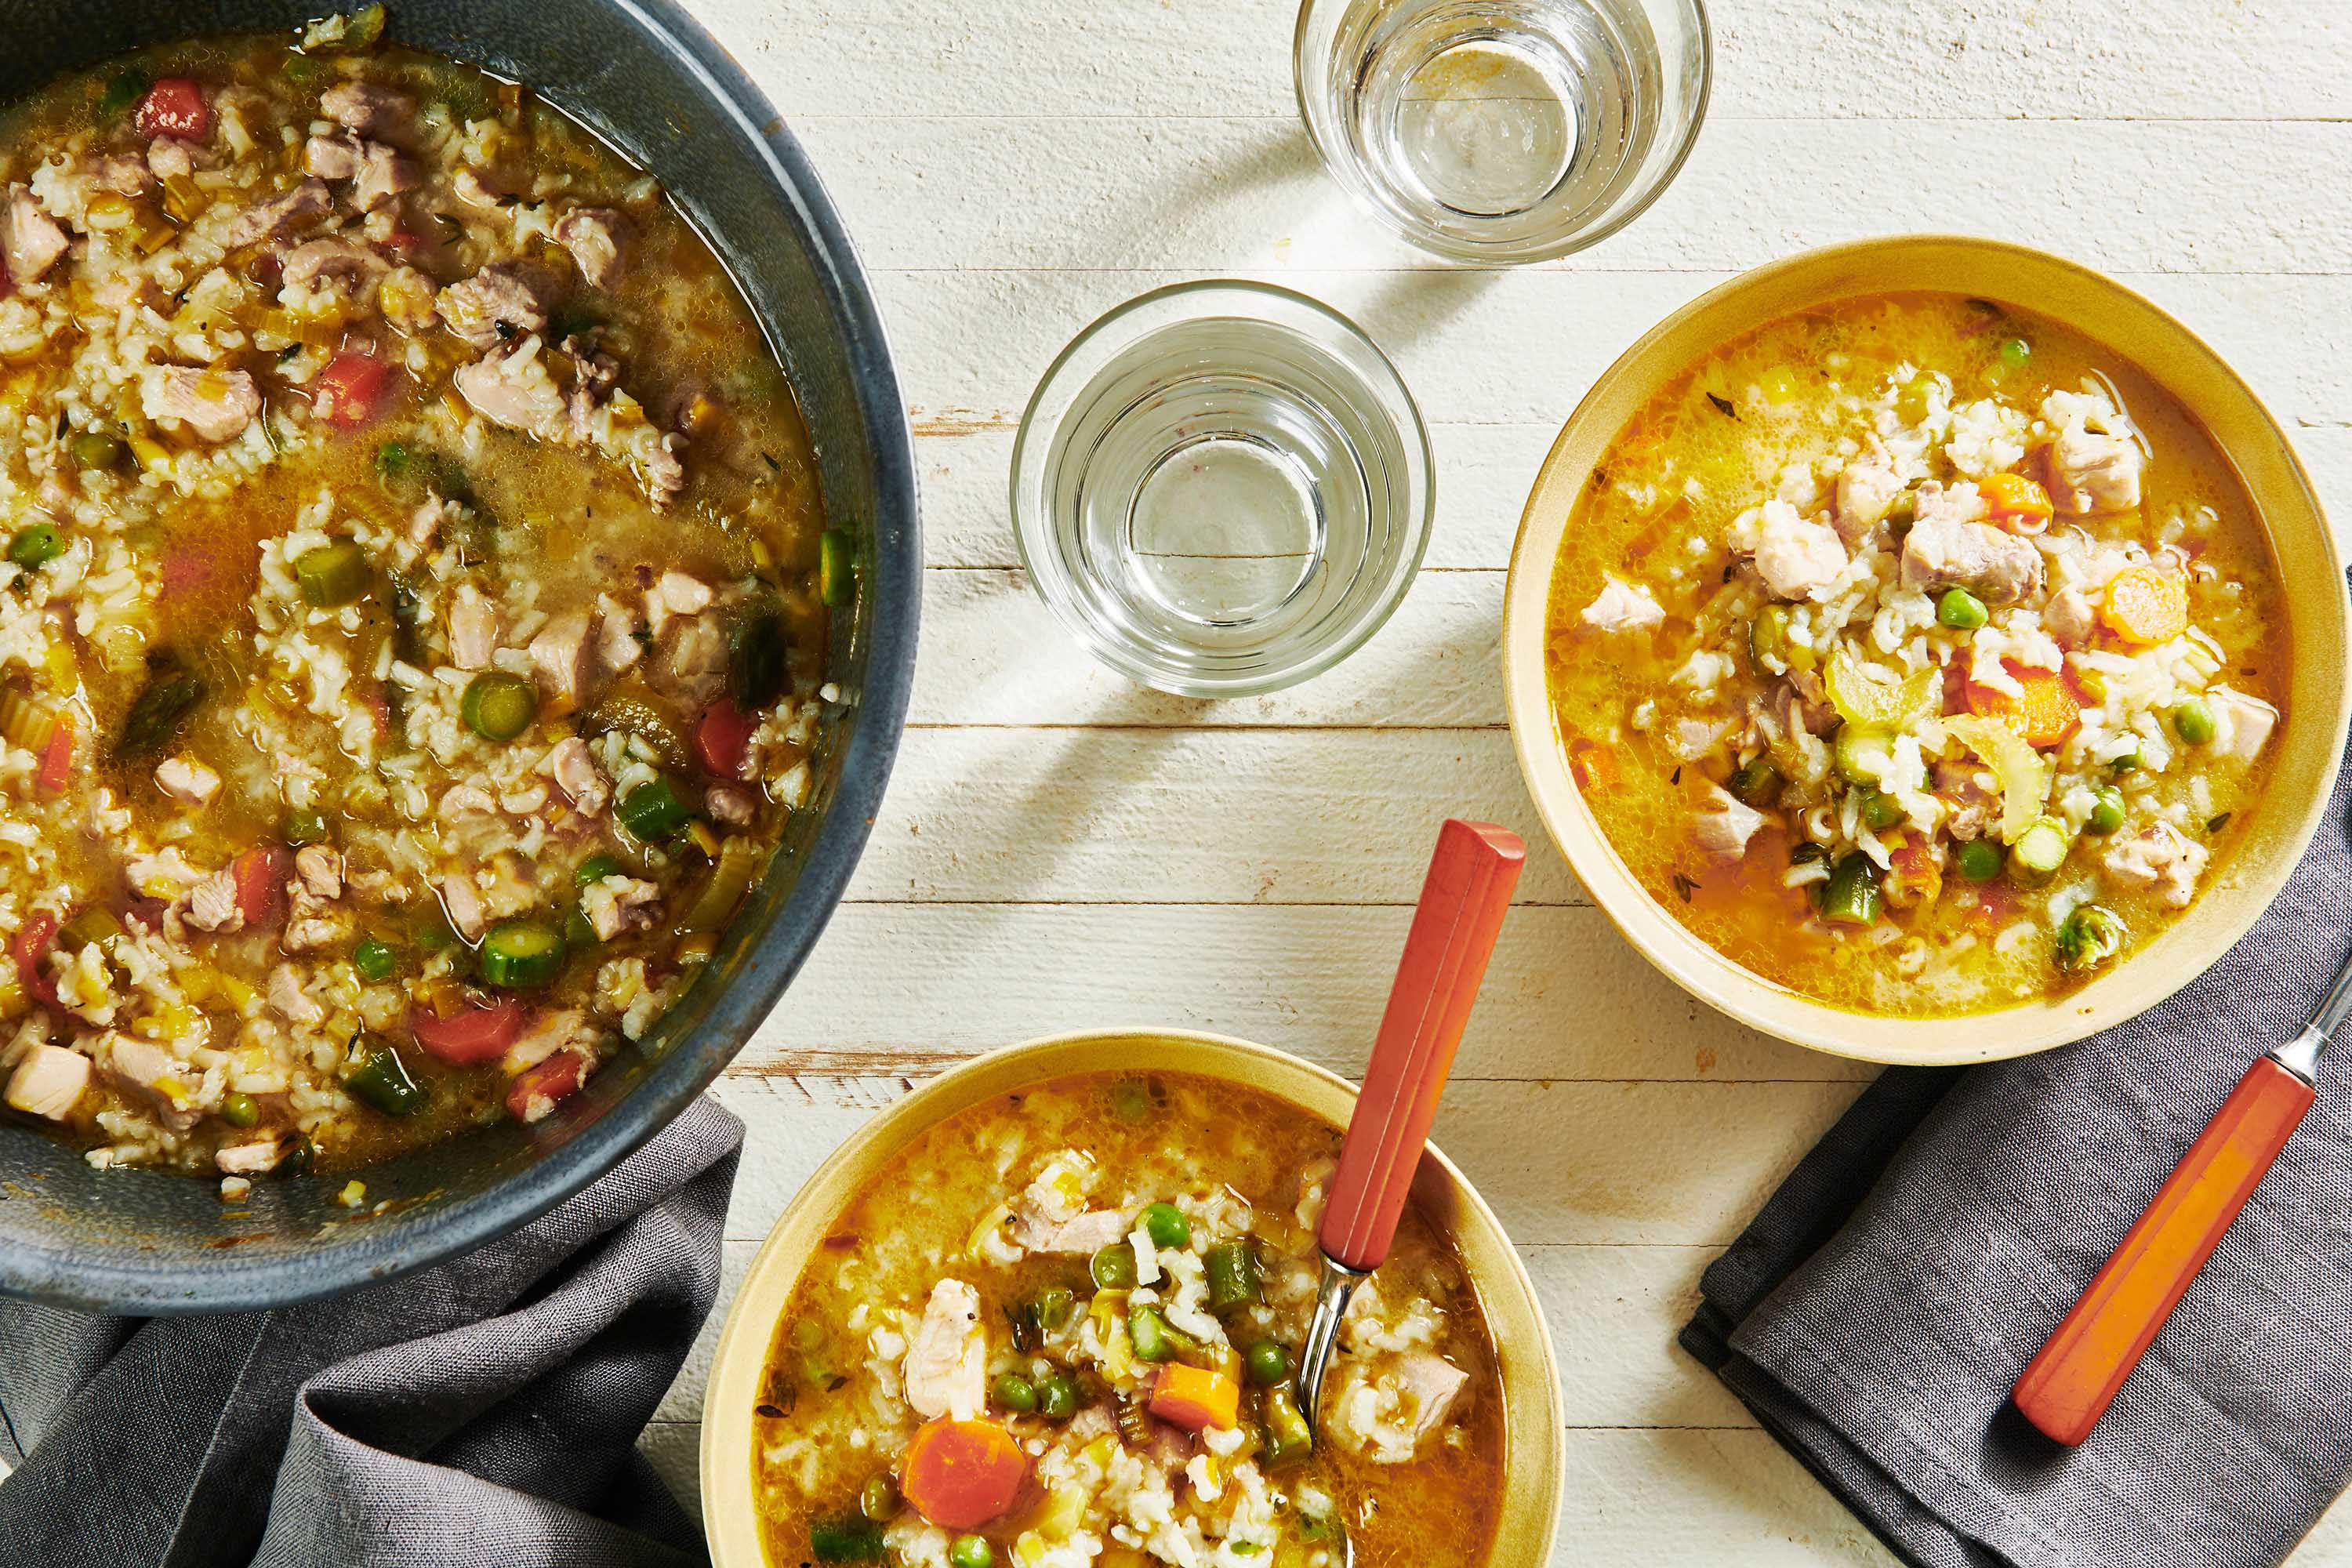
[844,727,1584,907]
[920,425,2352,572]
[909,566,1508,729]
[700,0,2352,124]
[713,1075,1862,1248]
[732,902,1872,1085]
[875,270,2352,435]
[797,116,2352,276]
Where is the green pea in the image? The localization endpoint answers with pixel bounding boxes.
[220,1092,260,1129]
[857,1473,899,1523]
[1998,336,2031,368]
[1956,839,2004,883]
[1036,1373,1078,1420]
[352,938,399,982]
[1139,1202,1190,1250]
[1857,788,1904,832]
[1245,1340,1292,1387]
[2107,744,2143,776]
[70,432,125,472]
[281,808,329,847]
[8,524,65,570]
[948,1536,993,1568]
[2086,788,2127,837]
[1936,588,1987,630]
[992,1373,1036,1413]
[2172,698,2216,746]
[1090,1243,1138,1290]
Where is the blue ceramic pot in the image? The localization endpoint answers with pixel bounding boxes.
[0,0,919,1311]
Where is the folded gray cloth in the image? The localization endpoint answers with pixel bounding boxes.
[0,1094,741,1568]
[1683,729,2352,1568]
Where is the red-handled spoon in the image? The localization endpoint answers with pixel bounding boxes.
[2012,942,2352,1446]
[1296,818,1525,1428]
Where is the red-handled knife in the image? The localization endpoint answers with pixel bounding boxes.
[2012,951,2352,1446]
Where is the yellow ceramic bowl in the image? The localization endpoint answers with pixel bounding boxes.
[1502,235,2349,1065]
[701,1028,1563,1566]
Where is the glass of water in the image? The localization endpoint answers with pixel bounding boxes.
[1295,0,1711,264]
[1010,281,1433,698]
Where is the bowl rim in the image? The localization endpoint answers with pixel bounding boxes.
[0,0,923,1312]
[1501,234,2350,1065]
[698,1026,1566,1567]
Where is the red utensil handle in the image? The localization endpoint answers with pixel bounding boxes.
[2012,1054,2315,1446]
[1319,818,1525,1272]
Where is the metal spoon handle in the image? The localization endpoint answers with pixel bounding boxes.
[1318,818,1524,1272]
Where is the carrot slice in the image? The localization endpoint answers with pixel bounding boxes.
[2097,565,2189,646]
[1965,660,2082,749]
[899,1417,1029,1530]
[1567,736,1619,792]
[1148,1363,1241,1432]
[1980,471,2054,532]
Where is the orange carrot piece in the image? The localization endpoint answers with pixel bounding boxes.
[900,1417,1030,1530]
[1980,472,2054,532]
[1568,736,1619,792]
[2098,565,2189,646]
[1148,1364,1242,1432]
[1965,660,2082,749]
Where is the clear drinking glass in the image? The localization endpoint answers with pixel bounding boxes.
[1295,0,1711,264]
[1010,281,1434,699]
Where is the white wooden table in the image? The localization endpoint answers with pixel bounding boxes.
[638,2,2352,1560]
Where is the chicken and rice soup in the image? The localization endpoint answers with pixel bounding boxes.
[0,9,849,1190]
[753,1072,1504,1568]
[1544,292,2286,1016]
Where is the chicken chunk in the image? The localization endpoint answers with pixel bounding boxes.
[1581,579,1664,634]
[1392,1351,1470,1445]
[268,964,323,1025]
[1010,1206,1131,1255]
[539,736,610,815]
[1899,514,2044,606]
[437,262,555,351]
[2048,426,2144,515]
[2043,586,2096,649]
[1754,499,1849,603]
[527,611,596,716]
[99,1034,199,1128]
[1694,784,1766,858]
[294,844,343,901]
[153,754,220,806]
[649,570,713,625]
[597,596,645,674]
[349,140,418,212]
[902,1279,988,1422]
[4,185,67,286]
[141,365,260,444]
[579,873,660,941]
[319,80,413,140]
[147,136,209,182]
[304,132,361,181]
[5,1044,89,1120]
[216,1138,289,1175]
[2206,686,2280,764]
[446,583,503,670]
[706,785,756,826]
[183,868,245,933]
[221,178,332,249]
[1835,440,1905,546]
[653,615,728,708]
[2101,822,2209,909]
[440,873,486,941]
[503,1008,586,1076]
[554,207,629,290]
[279,237,387,301]
[453,339,565,437]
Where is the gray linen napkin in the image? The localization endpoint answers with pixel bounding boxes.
[0,1094,741,1568]
[1682,728,2352,1568]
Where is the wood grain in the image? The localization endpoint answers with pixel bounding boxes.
[641,1,2352,1560]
